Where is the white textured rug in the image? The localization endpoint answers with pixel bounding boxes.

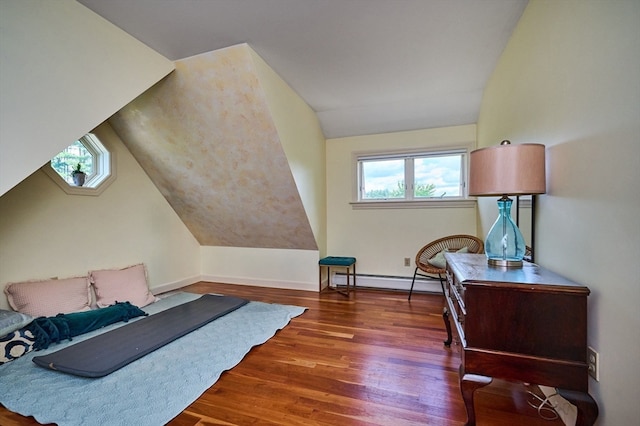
[0,292,306,426]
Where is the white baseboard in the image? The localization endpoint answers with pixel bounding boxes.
[331,273,442,294]
[152,273,442,296]
[151,275,201,295]
[200,274,318,292]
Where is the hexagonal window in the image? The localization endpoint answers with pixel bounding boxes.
[44,133,116,196]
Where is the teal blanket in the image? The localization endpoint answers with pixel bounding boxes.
[27,302,147,350]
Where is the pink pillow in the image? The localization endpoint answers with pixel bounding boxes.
[4,277,91,317]
[90,264,157,308]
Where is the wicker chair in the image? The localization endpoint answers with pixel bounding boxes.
[408,234,484,301]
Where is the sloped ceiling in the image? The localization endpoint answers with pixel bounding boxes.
[78,0,529,138]
[109,45,317,250]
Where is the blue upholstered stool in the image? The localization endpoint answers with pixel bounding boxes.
[319,256,356,296]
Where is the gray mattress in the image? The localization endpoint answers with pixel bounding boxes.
[32,294,248,377]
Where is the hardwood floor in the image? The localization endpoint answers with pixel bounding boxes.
[1,282,564,425]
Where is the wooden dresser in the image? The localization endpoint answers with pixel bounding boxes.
[443,253,598,426]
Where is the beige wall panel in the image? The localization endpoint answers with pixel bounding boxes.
[327,125,478,277]
[477,1,640,423]
[0,122,200,311]
[0,0,174,196]
[201,246,318,292]
[249,48,327,256]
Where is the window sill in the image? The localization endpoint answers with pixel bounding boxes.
[350,198,476,209]
[42,159,116,196]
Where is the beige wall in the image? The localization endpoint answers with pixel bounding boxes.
[249,48,327,256]
[0,0,174,196]
[477,0,640,424]
[0,122,201,311]
[326,125,478,278]
[199,47,326,291]
[201,246,320,292]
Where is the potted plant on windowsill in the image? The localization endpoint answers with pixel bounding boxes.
[72,163,86,186]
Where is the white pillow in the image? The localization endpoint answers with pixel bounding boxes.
[90,264,157,308]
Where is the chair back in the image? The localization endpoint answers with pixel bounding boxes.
[415,234,484,274]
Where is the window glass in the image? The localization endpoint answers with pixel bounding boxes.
[51,140,95,184]
[361,158,405,199]
[414,154,462,198]
[357,149,467,202]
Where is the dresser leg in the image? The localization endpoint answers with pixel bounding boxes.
[443,307,453,347]
[557,388,599,426]
[460,366,492,426]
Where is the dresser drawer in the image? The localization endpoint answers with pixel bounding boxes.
[445,267,466,345]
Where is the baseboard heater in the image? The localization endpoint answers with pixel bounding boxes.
[331,273,442,294]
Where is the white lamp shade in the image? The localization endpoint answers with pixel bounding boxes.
[469,142,546,196]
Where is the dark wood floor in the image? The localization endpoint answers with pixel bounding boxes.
[1,282,564,425]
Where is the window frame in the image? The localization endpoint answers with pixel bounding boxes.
[43,133,116,196]
[351,145,475,209]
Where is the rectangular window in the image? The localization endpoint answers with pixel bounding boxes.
[356,148,468,204]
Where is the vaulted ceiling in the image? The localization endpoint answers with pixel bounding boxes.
[79,0,528,139]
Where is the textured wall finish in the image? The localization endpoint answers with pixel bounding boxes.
[110,44,317,250]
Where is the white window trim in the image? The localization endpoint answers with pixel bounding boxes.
[350,199,476,209]
[43,133,116,196]
[350,144,476,209]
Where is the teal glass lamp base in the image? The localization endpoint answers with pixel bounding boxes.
[484,196,526,268]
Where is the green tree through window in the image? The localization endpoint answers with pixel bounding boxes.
[51,140,94,184]
[364,181,436,199]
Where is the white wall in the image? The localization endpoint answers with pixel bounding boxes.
[477,1,640,424]
[326,125,478,278]
[201,246,319,292]
[0,0,174,196]
[0,122,201,311]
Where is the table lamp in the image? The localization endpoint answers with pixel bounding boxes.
[469,140,546,267]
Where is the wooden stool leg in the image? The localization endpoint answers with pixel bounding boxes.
[353,263,356,290]
[346,266,350,294]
